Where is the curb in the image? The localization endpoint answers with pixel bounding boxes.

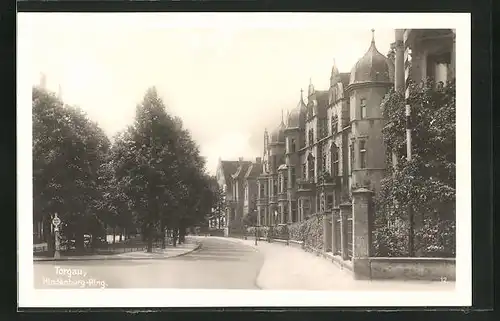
[33,242,202,262]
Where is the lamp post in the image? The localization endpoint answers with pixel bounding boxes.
[52,213,61,260]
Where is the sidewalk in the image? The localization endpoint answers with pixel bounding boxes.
[34,238,201,262]
[206,236,455,292]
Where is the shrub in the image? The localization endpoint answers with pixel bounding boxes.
[414,218,455,257]
[372,217,409,257]
[274,224,289,239]
[288,215,324,251]
[373,79,456,257]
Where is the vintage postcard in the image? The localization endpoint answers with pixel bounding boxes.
[17,12,471,308]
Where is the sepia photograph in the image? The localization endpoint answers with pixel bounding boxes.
[17,12,471,307]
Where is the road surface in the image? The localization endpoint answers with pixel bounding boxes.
[33,237,264,289]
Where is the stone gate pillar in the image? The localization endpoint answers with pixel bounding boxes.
[339,203,351,261]
[331,208,340,255]
[322,213,332,252]
[352,187,374,280]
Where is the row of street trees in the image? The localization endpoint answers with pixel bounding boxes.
[33,86,221,253]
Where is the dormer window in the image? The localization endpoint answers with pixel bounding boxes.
[360,98,367,119]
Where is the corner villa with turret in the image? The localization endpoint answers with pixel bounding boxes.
[215,29,456,280]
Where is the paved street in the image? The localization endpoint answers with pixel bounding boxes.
[34,236,454,291]
[33,237,264,289]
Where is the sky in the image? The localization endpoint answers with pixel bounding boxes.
[24,13,395,174]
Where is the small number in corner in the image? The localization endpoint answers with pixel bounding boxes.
[440,277,448,283]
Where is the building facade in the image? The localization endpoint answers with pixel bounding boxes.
[394,29,455,92]
[256,31,394,241]
[215,157,262,236]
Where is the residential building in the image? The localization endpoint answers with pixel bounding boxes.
[256,30,394,261]
[394,29,456,91]
[215,157,261,236]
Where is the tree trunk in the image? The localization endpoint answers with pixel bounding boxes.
[160,220,166,249]
[146,223,153,253]
[172,228,178,247]
[179,224,186,244]
[119,229,123,242]
[75,231,85,252]
[44,215,55,254]
[113,227,116,244]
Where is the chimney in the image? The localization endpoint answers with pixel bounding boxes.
[255,157,262,164]
[39,73,47,89]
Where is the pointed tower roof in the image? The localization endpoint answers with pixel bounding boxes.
[287,89,307,129]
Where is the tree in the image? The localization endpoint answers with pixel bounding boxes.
[33,86,110,251]
[373,79,456,257]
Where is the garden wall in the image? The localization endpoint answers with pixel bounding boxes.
[368,257,455,281]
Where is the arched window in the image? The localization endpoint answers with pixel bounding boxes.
[331,113,338,135]
[360,98,367,119]
[307,153,315,181]
[331,143,339,177]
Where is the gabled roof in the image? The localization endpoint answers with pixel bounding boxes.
[231,161,252,179]
[244,162,263,179]
[315,90,329,106]
[219,160,239,185]
[340,73,350,88]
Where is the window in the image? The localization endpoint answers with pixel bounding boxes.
[291,201,297,222]
[360,140,367,169]
[290,139,296,153]
[360,98,367,119]
[322,153,327,173]
[283,174,288,192]
[273,180,278,196]
[302,163,307,179]
[326,194,333,210]
[308,154,315,181]
[245,185,248,200]
[308,129,314,146]
[259,182,265,198]
[290,167,296,188]
[331,114,338,135]
[331,144,339,177]
[350,144,355,173]
[277,176,281,195]
[334,189,340,207]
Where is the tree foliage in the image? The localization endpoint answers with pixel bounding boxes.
[33,86,221,252]
[33,86,110,250]
[373,79,456,257]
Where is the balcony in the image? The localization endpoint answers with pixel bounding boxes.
[316,171,339,192]
[296,178,315,195]
[257,197,268,207]
[278,192,288,202]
